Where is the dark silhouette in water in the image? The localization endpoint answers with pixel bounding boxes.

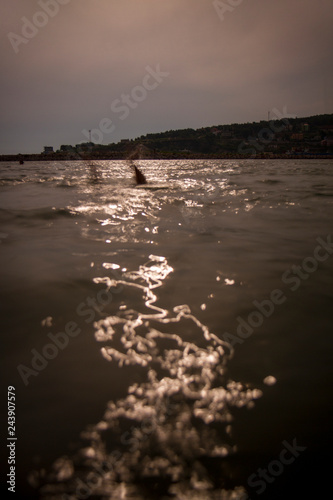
[128,144,149,185]
[133,164,147,185]
[88,163,101,184]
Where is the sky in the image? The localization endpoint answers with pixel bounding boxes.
[1,0,333,154]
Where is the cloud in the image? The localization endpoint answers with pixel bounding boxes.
[1,0,332,153]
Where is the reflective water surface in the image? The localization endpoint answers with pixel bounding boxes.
[0,159,332,499]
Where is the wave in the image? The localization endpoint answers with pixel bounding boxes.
[0,206,75,223]
[0,177,26,186]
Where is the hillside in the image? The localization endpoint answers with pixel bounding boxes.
[1,113,333,161]
[49,113,333,159]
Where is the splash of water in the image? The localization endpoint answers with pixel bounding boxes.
[36,255,263,499]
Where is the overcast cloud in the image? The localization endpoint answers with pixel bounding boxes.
[1,0,332,154]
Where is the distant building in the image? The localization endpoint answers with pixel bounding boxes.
[322,136,333,147]
[43,146,54,154]
[76,142,93,151]
[60,145,74,152]
[291,133,304,141]
[319,125,333,133]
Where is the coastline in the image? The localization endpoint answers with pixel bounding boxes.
[1,152,333,162]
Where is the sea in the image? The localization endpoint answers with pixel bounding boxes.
[0,159,332,499]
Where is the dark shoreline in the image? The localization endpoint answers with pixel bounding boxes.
[1,153,333,162]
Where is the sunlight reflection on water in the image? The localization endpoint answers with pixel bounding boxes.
[10,159,331,499]
[36,255,266,499]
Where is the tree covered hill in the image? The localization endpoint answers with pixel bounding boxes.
[1,113,333,161]
[74,113,333,158]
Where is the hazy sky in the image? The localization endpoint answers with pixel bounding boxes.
[1,0,332,154]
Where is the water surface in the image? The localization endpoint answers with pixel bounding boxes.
[0,159,332,499]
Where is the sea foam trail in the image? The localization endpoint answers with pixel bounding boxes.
[35,255,264,499]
